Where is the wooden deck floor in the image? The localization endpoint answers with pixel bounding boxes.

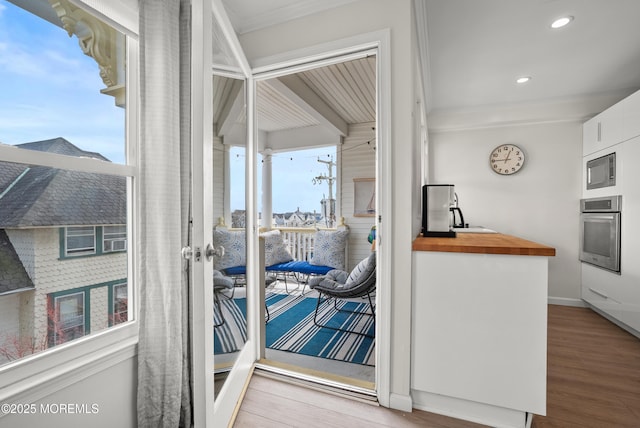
[234,305,640,427]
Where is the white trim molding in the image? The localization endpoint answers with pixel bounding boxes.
[548,297,588,307]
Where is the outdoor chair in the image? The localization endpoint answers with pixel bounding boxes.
[213,269,235,327]
[308,252,376,338]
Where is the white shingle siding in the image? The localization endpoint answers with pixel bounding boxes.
[7,228,127,343]
[5,229,37,282]
[90,287,109,332]
[213,136,225,224]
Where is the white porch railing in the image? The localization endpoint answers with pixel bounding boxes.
[276,227,317,261]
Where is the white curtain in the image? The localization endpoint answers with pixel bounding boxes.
[137,0,193,426]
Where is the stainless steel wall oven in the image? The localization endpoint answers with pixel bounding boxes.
[579,195,621,273]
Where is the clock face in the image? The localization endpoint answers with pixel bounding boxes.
[490,144,525,175]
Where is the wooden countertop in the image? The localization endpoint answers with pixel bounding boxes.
[412,233,556,256]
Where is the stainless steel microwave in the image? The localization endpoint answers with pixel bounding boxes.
[586,152,615,190]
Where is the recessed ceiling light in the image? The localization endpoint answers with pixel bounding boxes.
[551,16,573,29]
[516,76,531,84]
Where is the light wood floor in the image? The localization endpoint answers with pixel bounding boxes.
[234,305,640,427]
[533,305,640,427]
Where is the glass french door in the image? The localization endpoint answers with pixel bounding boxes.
[191,0,255,426]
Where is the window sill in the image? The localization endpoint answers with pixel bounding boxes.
[0,322,138,408]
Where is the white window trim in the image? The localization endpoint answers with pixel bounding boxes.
[111,282,129,325]
[65,226,97,256]
[0,0,139,409]
[53,291,87,345]
[103,225,128,253]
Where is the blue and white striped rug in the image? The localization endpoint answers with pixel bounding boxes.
[214,292,375,366]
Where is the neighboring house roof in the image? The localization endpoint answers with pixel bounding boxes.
[0,138,125,228]
[0,230,34,295]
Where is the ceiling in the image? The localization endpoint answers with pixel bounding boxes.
[423,0,640,113]
[221,0,640,137]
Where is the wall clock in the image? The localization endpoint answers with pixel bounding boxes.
[490,144,525,175]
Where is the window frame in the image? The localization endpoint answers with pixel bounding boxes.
[109,282,128,326]
[63,226,98,257]
[59,225,128,258]
[50,291,89,346]
[0,0,139,406]
[103,225,128,253]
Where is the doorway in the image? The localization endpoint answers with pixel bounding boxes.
[204,5,393,418]
[252,51,379,393]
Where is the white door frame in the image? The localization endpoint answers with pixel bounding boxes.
[250,29,392,407]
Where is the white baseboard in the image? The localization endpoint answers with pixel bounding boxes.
[389,392,412,412]
[547,296,587,307]
[411,390,527,428]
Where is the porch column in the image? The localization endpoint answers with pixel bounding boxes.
[261,149,273,229]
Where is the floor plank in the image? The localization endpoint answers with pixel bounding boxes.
[234,305,640,427]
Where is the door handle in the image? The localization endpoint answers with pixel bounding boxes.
[181,246,193,260]
[182,246,204,262]
[206,244,224,261]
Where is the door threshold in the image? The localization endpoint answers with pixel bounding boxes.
[255,358,377,404]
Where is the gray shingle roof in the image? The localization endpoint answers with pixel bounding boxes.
[0,138,125,227]
[0,230,34,295]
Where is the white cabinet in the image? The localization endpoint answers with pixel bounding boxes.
[583,103,624,156]
[583,89,640,157]
[581,136,640,336]
[411,251,548,426]
[620,89,640,142]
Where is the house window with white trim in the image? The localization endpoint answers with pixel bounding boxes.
[104,225,127,253]
[65,226,97,256]
[50,291,87,346]
[111,282,128,325]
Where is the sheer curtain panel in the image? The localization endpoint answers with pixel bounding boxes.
[137,0,193,426]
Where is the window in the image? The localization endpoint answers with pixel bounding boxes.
[104,225,127,252]
[61,225,127,258]
[65,226,97,256]
[50,292,87,346]
[0,0,136,370]
[111,282,128,325]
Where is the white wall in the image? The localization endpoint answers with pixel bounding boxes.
[0,356,137,428]
[429,121,583,300]
[340,122,377,269]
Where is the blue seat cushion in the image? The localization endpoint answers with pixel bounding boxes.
[222,265,246,276]
[223,261,334,276]
[266,260,333,275]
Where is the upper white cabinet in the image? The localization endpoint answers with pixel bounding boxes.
[584,89,640,156]
[583,102,624,156]
[621,89,640,142]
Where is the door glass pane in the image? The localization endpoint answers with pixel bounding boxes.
[212,73,247,393]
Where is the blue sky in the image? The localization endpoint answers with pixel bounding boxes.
[230,145,337,213]
[1,1,334,214]
[0,0,126,163]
